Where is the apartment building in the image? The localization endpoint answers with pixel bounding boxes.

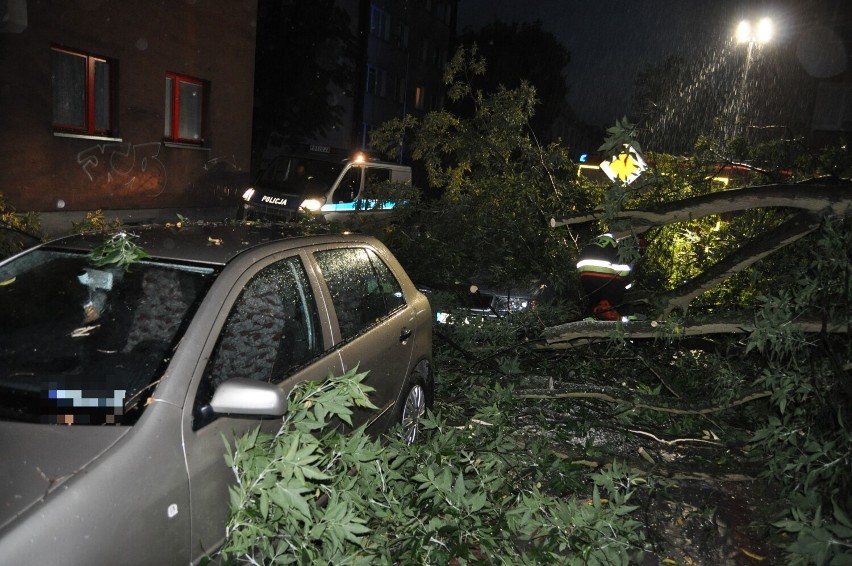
[0,1,257,230]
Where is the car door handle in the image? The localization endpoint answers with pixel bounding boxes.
[399,327,413,342]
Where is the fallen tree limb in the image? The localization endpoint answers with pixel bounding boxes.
[655,212,821,316]
[517,383,772,415]
[628,429,722,447]
[548,454,758,481]
[550,180,852,234]
[538,316,849,348]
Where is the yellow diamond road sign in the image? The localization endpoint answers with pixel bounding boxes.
[600,144,647,184]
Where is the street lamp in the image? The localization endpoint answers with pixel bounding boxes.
[729,16,774,138]
[736,17,773,44]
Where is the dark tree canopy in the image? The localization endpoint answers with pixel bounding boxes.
[456,20,570,143]
[252,0,356,169]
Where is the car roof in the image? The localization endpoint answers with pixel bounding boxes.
[270,152,406,169]
[270,152,348,164]
[42,222,371,266]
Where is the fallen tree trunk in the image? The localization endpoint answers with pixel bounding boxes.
[550,180,852,317]
[551,179,852,234]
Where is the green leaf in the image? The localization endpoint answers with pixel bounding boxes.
[453,471,466,497]
[87,231,150,270]
[469,491,488,513]
[774,518,804,533]
[259,489,269,520]
[269,482,312,522]
[833,500,852,529]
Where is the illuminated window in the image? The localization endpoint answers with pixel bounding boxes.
[164,73,206,144]
[51,47,115,135]
[414,86,424,110]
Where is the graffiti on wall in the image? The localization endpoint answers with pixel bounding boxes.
[76,142,247,203]
[77,142,167,197]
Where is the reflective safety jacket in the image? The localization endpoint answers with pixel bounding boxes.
[576,233,631,278]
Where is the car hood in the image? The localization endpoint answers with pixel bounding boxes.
[0,421,130,531]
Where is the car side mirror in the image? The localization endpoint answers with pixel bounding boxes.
[208,378,288,418]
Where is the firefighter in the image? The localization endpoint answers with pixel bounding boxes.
[576,233,634,320]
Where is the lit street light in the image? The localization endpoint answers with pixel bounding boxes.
[729,16,774,138]
[736,17,774,44]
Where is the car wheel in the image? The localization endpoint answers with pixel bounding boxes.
[399,379,427,444]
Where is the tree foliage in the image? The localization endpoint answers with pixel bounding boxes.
[236,46,852,563]
[222,368,648,565]
[370,46,589,293]
[545,118,852,562]
[0,192,42,260]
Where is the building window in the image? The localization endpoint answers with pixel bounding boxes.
[392,21,409,48]
[414,86,425,110]
[438,2,453,24]
[366,66,386,97]
[370,4,389,41]
[164,73,206,144]
[51,47,115,135]
[392,76,406,105]
[432,46,444,67]
[361,123,374,149]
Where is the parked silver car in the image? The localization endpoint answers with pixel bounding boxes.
[0,223,433,565]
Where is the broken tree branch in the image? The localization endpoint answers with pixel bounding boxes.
[628,429,722,447]
[656,212,822,316]
[551,179,852,234]
[539,316,849,348]
[517,383,772,415]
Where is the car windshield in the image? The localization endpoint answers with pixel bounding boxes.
[257,156,345,196]
[0,248,217,425]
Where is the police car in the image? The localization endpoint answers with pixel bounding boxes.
[241,151,413,224]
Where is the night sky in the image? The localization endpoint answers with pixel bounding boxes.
[456,0,849,128]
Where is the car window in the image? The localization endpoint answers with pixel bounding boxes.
[201,256,323,396]
[331,167,361,203]
[370,249,406,311]
[0,249,215,425]
[265,158,291,184]
[258,157,344,195]
[364,167,391,186]
[314,247,406,341]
